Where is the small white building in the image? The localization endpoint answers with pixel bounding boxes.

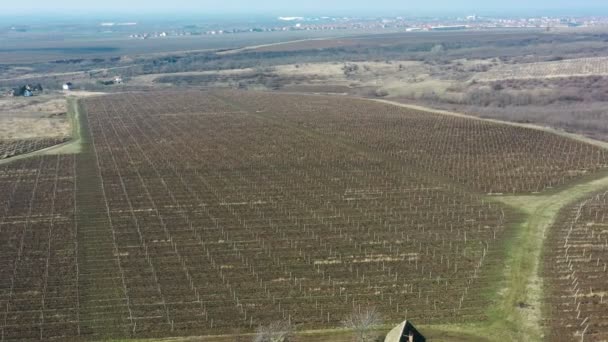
[62,82,73,91]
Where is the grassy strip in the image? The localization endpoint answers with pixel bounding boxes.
[492,171,608,339]
[46,96,83,154]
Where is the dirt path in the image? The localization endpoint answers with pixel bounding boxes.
[216,37,338,55]
[373,99,608,150]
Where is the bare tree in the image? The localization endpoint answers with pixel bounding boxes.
[342,307,383,342]
[253,320,295,342]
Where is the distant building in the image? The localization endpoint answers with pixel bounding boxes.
[9,84,43,97]
[63,82,73,91]
[430,25,468,31]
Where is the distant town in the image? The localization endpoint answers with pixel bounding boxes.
[124,15,608,39]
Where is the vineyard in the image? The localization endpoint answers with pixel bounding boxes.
[0,155,79,341]
[0,138,70,160]
[1,90,608,340]
[216,91,608,194]
[544,191,608,342]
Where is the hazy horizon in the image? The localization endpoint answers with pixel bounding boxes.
[3,0,608,17]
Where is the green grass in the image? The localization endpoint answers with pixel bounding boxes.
[46,97,83,154]
[422,170,608,342]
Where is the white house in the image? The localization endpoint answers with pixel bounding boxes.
[62,82,73,91]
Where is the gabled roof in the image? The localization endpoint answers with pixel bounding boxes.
[384,320,426,342]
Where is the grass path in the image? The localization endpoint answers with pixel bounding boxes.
[488,171,608,341]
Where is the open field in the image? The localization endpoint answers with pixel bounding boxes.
[473,57,608,81]
[0,96,70,140]
[6,28,608,145]
[144,51,608,141]
[1,90,608,341]
[0,95,72,161]
[0,93,96,161]
[244,30,548,53]
[0,30,356,64]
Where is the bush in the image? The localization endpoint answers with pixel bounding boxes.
[342,307,383,342]
[253,320,294,342]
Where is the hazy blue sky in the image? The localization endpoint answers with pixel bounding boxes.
[4,0,608,16]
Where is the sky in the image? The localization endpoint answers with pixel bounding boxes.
[4,0,608,16]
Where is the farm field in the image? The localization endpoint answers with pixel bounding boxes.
[217,91,608,194]
[473,57,608,81]
[0,30,357,64]
[0,138,70,160]
[1,90,608,341]
[244,30,546,53]
[0,155,79,341]
[543,190,608,341]
[73,91,517,339]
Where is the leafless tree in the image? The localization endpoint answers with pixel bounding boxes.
[253,320,295,342]
[342,307,383,342]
